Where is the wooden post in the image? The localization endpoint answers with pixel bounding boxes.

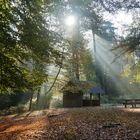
[98,93,100,106]
[90,93,92,106]
[125,100,127,108]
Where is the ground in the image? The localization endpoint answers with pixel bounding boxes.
[0,107,140,140]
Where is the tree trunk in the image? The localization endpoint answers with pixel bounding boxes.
[75,50,80,81]
[36,88,40,109]
[91,29,98,83]
[92,31,96,53]
[29,90,33,111]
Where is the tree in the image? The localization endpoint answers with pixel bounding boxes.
[99,0,140,12]
[119,17,140,52]
[0,0,62,92]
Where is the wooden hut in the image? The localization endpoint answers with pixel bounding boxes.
[62,80,93,107]
[62,81,83,107]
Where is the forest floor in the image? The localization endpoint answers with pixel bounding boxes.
[0,107,140,140]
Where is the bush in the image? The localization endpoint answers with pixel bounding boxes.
[0,92,31,110]
[0,105,27,116]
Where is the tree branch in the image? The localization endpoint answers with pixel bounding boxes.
[45,49,65,95]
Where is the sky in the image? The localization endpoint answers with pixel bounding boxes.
[104,10,133,36]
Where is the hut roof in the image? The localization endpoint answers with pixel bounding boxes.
[89,86,105,94]
[61,80,93,93]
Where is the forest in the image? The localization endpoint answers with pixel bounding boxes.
[0,0,140,139]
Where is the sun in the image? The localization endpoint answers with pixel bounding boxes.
[65,15,76,26]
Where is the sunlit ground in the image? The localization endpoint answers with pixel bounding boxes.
[122,108,140,113]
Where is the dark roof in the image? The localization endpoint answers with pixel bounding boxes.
[89,87,105,94]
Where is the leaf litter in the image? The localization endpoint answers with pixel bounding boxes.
[0,107,140,140]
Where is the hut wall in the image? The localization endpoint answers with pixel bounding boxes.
[83,99,100,106]
[63,92,83,107]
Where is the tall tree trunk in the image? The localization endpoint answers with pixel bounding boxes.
[29,89,33,111]
[72,17,80,81]
[92,32,96,53]
[75,48,80,81]
[36,88,40,109]
[43,49,64,109]
[91,29,98,83]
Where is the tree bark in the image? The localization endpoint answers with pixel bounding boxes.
[43,49,64,108]
[36,88,40,109]
[29,89,33,111]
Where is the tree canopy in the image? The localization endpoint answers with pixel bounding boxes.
[0,0,63,92]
